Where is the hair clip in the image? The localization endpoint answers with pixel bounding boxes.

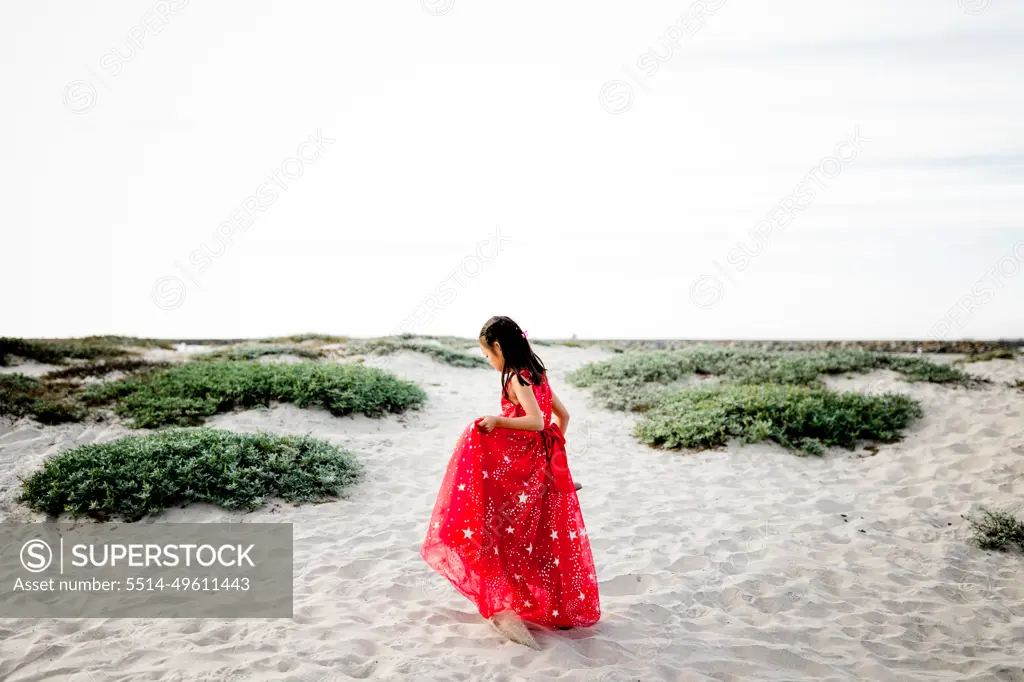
[522,329,528,339]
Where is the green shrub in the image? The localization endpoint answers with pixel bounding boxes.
[568,347,977,412]
[0,374,86,424]
[196,345,324,362]
[343,339,488,368]
[85,361,426,428]
[258,334,347,344]
[3,358,178,424]
[574,339,1020,354]
[0,337,135,366]
[880,355,974,383]
[635,384,923,455]
[78,336,174,350]
[18,427,363,521]
[0,374,41,418]
[406,343,488,368]
[418,335,478,350]
[953,349,1020,365]
[43,358,172,381]
[967,506,1024,551]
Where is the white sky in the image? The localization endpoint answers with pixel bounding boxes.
[2,0,1022,340]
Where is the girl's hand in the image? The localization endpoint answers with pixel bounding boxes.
[476,416,500,433]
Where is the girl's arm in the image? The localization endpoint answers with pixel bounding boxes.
[482,378,544,432]
[551,388,569,434]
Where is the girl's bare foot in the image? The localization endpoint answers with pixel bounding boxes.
[489,611,540,650]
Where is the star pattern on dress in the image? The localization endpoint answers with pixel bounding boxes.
[420,368,600,629]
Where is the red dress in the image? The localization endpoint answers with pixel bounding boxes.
[420,371,601,628]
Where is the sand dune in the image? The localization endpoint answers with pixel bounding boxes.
[1,346,1023,681]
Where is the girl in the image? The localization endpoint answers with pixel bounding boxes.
[420,316,601,649]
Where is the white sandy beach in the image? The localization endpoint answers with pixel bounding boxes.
[1,345,1023,681]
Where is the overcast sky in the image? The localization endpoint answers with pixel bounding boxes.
[2,0,1022,340]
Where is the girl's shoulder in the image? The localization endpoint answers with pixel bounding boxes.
[512,368,546,386]
[502,369,547,403]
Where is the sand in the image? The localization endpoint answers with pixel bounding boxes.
[1,346,1023,681]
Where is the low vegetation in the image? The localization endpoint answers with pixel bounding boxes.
[426,335,482,350]
[43,358,172,381]
[1,357,176,424]
[85,361,427,428]
[342,338,488,368]
[968,506,1024,552]
[1,341,429,428]
[0,374,85,424]
[195,345,325,362]
[0,337,137,366]
[953,349,1020,365]
[18,428,362,521]
[555,338,1022,355]
[569,347,976,412]
[75,335,174,350]
[879,355,977,384]
[258,334,348,344]
[635,384,922,455]
[568,347,944,454]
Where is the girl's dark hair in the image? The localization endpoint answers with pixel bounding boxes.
[479,316,547,399]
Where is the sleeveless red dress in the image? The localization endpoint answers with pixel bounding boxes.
[420,370,601,628]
